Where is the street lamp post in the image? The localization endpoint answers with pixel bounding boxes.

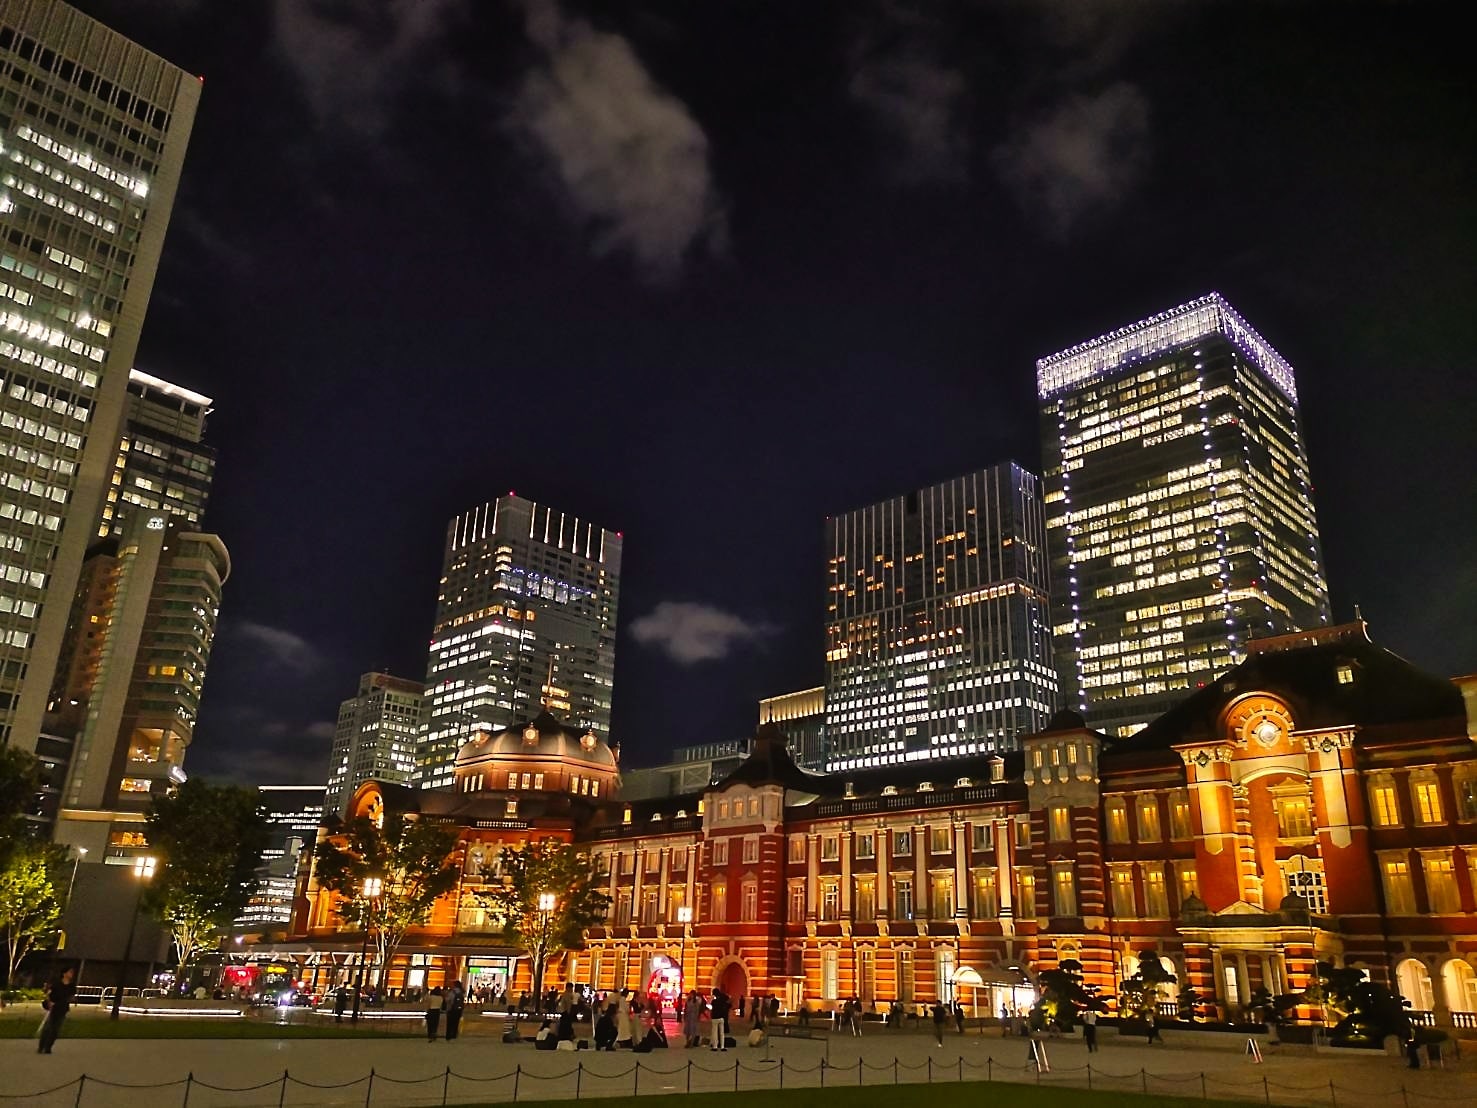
[676,906,693,993]
[66,847,88,903]
[110,856,157,1021]
[351,876,383,1025]
[531,892,556,1011]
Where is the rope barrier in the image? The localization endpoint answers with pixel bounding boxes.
[9,1047,1477,1103]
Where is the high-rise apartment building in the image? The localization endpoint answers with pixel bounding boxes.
[325,672,423,816]
[823,462,1057,769]
[758,686,827,770]
[418,494,621,788]
[0,1,200,750]
[1038,293,1330,736]
[96,369,214,537]
[48,512,229,857]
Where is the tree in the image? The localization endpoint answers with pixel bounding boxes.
[1119,950,1177,1022]
[0,747,40,862]
[476,839,611,1004]
[315,812,460,990]
[0,840,65,986]
[1030,958,1103,1031]
[1281,960,1412,1046]
[142,779,270,972]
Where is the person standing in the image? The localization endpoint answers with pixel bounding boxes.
[710,989,730,1051]
[334,985,348,1023]
[953,999,965,1034]
[444,980,466,1041]
[931,1000,947,1047]
[37,967,77,1054]
[682,990,704,1048]
[425,987,444,1042]
[1082,1007,1098,1053]
[1145,1010,1163,1045]
[848,997,862,1037]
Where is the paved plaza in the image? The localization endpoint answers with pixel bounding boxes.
[3,1018,1476,1108]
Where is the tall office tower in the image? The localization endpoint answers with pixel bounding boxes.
[236,784,325,929]
[47,512,228,856]
[823,462,1057,770]
[1037,293,1331,736]
[325,672,423,816]
[96,369,215,538]
[757,686,827,770]
[0,1,200,750]
[418,494,622,788]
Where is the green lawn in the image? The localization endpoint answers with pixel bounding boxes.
[0,1017,410,1039]
[463,1084,1261,1108]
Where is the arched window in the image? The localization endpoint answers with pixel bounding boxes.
[1395,958,1434,1012]
[1440,959,1477,1015]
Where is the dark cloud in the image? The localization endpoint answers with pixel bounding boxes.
[993,82,1150,237]
[509,0,727,283]
[847,3,970,185]
[630,602,775,665]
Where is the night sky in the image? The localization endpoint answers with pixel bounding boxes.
[69,1,1475,783]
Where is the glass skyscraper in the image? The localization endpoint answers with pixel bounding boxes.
[326,671,423,816]
[823,462,1057,769]
[1038,293,1330,736]
[418,494,621,788]
[97,369,215,538]
[0,1,199,751]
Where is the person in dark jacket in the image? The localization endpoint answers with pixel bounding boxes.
[709,989,730,1051]
[334,986,348,1023]
[425,987,444,1042]
[444,980,466,1041]
[595,1005,618,1051]
[931,1000,947,1047]
[38,967,77,1054]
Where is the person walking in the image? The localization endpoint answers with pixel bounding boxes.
[710,989,730,1051]
[425,987,444,1042]
[1145,1010,1163,1045]
[37,967,76,1055]
[1081,1007,1098,1053]
[444,980,466,1041]
[931,1000,947,1047]
[847,997,863,1037]
[953,999,965,1034]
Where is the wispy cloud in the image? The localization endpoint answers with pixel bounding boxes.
[270,0,468,138]
[232,621,325,671]
[847,3,970,185]
[510,0,727,283]
[993,82,1150,238]
[630,601,774,665]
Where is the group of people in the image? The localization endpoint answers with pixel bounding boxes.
[423,980,469,1042]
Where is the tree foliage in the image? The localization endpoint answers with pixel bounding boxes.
[1030,958,1104,1030]
[475,839,611,995]
[0,747,41,862]
[315,812,460,985]
[1118,950,1177,1021]
[0,839,66,986]
[1279,960,1412,1045]
[143,779,269,969]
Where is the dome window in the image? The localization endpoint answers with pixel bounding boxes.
[523,725,539,746]
[918,781,934,793]
[882,785,898,796]
[955,777,973,788]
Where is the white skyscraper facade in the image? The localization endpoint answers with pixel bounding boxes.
[0,1,199,751]
[418,495,621,789]
[1038,293,1331,736]
[325,672,423,817]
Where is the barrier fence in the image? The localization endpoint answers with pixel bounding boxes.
[4,1052,1474,1108]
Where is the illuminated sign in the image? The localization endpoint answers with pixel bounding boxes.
[146,517,166,530]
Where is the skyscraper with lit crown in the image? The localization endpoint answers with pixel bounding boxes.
[1038,293,1331,736]
[0,0,200,751]
[418,494,621,789]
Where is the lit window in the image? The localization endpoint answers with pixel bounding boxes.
[741,881,759,922]
[893,877,914,920]
[971,823,993,851]
[1051,863,1076,917]
[1169,790,1192,839]
[711,839,729,865]
[821,835,839,861]
[788,837,806,863]
[742,836,759,863]
[931,874,955,919]
[972,870,997,917]
[894,831,913,856]
[710,883,727,922]
[1421,853,1460,913]
[1412,779,1443,824]
[1110,866,1137,918]
[1142,865,1168,917]
[855,878,876,919]
[1177,864,1200,907]
[821,949,839,1001]
[930,826,952,853]
[1105,799,1129,843]
[1275,795,1313,840]
[1380,855,1415,915]
[1014,867,1037,921]
[856,833,875,859]
[788,881,806,920]
[1049,805,1071,842]
[1137,796,1161,842]
[1370,782,1399,826]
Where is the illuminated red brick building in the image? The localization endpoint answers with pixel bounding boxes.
[288,622,1477,1027]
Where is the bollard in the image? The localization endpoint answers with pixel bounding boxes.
[74,1076,85,1108]
[1329,1079,1338,1108]
[442,1066,451,1107]
[281,1070,290,1108]
[686,1060,692,1094]
[988,1057,994,1083]
[821,1057,827,1088]
[780,1057,785,1089]
[957,1058,962,1082]
[182,1072,193,1108]
[734,1058,740,1092]
[857,1058,862,1086]
[365,1067,375,1108]
[1087,1065,1093,1090]
[1201,1072,1207,1101]
[514,1064,521,1102]
[1141,1068,1148,1094]
[927,1057,932,1083]
[576,1061,583,1100]
[1263,1075,1270,1104]
[633,1061,640,1096]
[894,1058,899,1085]
[1400,1086,1409,1108]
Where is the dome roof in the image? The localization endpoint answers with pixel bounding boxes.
[1044,709,1088,732]
[455,710,618,771]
